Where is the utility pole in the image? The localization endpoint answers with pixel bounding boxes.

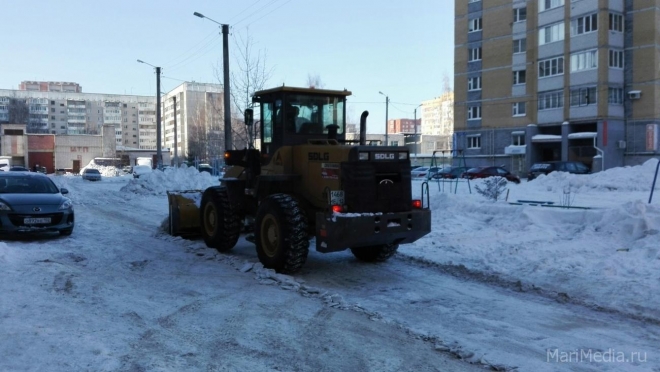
[194,12,232,152]
[222,24,231,151]
[156,67,162,169]
[173,95,178,167]
[379,91,389,146]
[137,59,163,169]
[414,103,422,164]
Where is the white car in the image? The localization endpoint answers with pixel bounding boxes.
[411,166,442,180]
[132,165,153,179]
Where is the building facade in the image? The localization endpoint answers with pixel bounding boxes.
[454,0,659,174]
[387,118,421,134]
[19,81,82,93]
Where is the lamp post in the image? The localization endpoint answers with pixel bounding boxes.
[137,59,162,169]
[194,11,232,152]
[414,103,422,164]
[378,91,389,146]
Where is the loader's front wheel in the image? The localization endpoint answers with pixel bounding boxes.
[200,186,240,252]
[350,244,399,262]
[255,194,309,274]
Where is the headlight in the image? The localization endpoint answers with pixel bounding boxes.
[0,201,12,211]
[399,152,408,160]
[59,199,73,210]
[358,152,369,161]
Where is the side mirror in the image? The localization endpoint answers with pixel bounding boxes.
[244,108,254,126]
[61,188,69,195]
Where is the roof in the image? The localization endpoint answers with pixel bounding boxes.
[252,86,352,98]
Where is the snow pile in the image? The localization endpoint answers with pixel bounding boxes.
[119,165,220,195]
[80,160,121,177]
[529,158,659,193]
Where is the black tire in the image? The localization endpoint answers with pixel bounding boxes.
[59,227,74,236]
[350,244,399,262]
[200,186,241,252]
[255,194,309,274]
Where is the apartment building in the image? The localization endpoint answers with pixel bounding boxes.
[161,82,224,162]
[454,0,659,173]
[19,81,82,93]
[387,118,421,134]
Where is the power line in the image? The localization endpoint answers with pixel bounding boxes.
[228,0,265,23]
[165,34,222,73]
[242,0,293,29]
[232,0,282,27]
[163,29,219,67]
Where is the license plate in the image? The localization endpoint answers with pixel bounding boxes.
[24,217,51,224]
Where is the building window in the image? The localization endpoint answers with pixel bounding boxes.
[467,135,481,149]
[539,0,564,12]
[468,47,482,62]
[468,18,483,32]
[609,49,624,68]
[513,70,526,85]
[538,56,564,78]
[512,133,525,146]
[539,22,564,45]
[513,7,527,22]
[467,106,481,120]
[538,90,564,110]
[468,76,482,91]
[569,87,597,106]
[571,14,598,36]
[468,0,480,2]
[609,13,623,32]
[570,49,598,72]
[513,38,527,54]
[512,102,526,116]
[608,87,624,104]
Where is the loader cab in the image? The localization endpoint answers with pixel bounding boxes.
[252,86,352,163]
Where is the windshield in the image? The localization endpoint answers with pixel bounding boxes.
[85,169,100,174]
[0,176,60,194]
[286,94,345,135]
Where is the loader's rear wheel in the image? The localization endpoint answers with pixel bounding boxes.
[350,244,399,262]
[200,186,240,252]
[255,194,309,274]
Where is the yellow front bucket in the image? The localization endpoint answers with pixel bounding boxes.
[167,190,203,236]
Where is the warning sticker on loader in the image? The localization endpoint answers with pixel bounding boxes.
[321,163,339,179]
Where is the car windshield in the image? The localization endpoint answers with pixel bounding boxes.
[413,167,429,172]
[0,176,60,194]
[85,169,100,174]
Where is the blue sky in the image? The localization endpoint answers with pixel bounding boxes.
[0,0,454,133]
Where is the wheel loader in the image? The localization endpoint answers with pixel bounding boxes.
[168,86,431,273]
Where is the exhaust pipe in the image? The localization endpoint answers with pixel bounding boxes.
[359,110,369,146]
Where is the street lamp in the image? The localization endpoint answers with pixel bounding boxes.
[378,91,389,146]
[414,103,423,164]
[137,59,162,169]
[194,11,232,152]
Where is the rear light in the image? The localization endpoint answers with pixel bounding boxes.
[412,200,422,209]
[331,205,343,213]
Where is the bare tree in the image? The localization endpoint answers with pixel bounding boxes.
[306,73,324,89]
[214,27,273,150]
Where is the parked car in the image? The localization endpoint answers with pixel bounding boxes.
[132,165,153,179]
[81,168,102,181]
[410,166,442,180]
[461,166,521,184]
[9,166,30,172]
[432,166,470,180]
[527,161,591,181]
[0,172,74,236]
[122,165,133,174]
[197,163,214,174]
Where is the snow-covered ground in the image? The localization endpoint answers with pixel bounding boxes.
[1,160,659,371]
